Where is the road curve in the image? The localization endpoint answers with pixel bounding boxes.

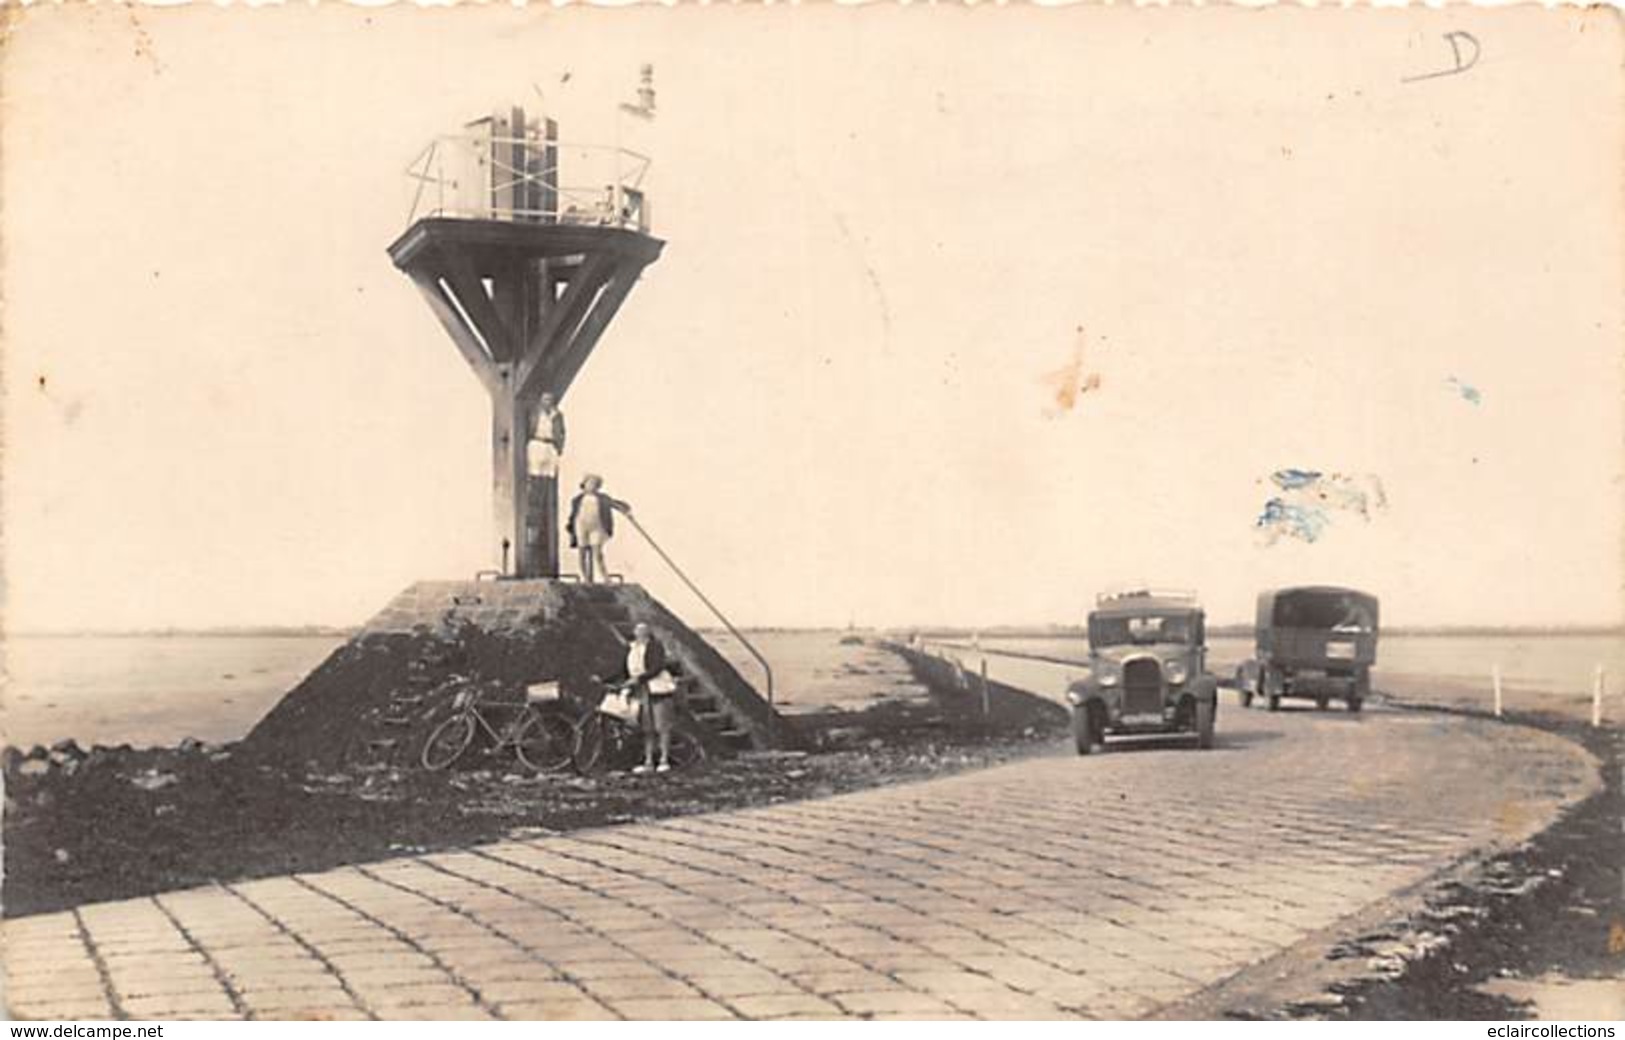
[3,689,1598,1020]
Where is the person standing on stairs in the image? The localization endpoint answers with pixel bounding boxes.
[622,622,675,773]
[526,392,566,480]
[567,474,631,583]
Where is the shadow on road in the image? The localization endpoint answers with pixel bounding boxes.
[1236,704,1371,723]
[1098,727,1284,755]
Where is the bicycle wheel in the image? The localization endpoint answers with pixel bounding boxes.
[514,711,577,774]
[573,715,607,775]
[421,713,475,771]
[666,727,707,771]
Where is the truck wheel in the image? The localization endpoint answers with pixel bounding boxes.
[1349,669,1370,712]
[1261,666,1282,711]
[1195,699,1215,749]
[1315,694,1330,711]
[1072,704,1104,756]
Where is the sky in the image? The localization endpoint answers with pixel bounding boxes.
[3,5,1621,632]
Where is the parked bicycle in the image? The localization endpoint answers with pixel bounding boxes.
[572,680,707,775]
[420,677,578,773]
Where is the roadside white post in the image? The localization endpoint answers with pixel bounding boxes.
[1593,664,1605,728]
[1492,664,1503,718]
[981,657,990,717]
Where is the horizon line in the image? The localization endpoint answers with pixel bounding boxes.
[7,622,1624,638]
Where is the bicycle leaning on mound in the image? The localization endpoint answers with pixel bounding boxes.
[419,676,706,775]
[419,677,579,773]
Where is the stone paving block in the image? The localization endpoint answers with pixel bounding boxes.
[614,938,724,963]
[210,941,320,965]
[729,992,845,1018]
[457,957,561,984]
[107,972,223,999]
[751,952,866,976]
[77,903,170,932]
[950,954,1079,990]
[5,982,111,1009]
[894,970,1027,997]
[262,1008,372,1022]
[466,975,584,1003]
[101,947,208,971]
[789,967,898,995]
[359,984,478,1012]
[684,972,802,999]
[5,961,104,986]
[857,953,960,975]
[430,944,542,974]
[516,937,623,961]
[228,965,340,994]
[121,992,238,1018]
[241,988,360,1017]
[493,983,619,1020]
[557,957,664,980]
[8,999,117,1020]
[180,930,285,951]
[3,977,107,1006]
[831,989,958,1016]
[323,945,435,968]
[914,935,1009,959]
[582,974,703,1001]
[337,965,454,991]
[94,937,195,958]
[605,996,738,1020]
[4,916,82,942]
[109,975,227,1002]
[385,1002,495,1020]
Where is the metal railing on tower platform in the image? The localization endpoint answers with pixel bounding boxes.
[405,133,652,232]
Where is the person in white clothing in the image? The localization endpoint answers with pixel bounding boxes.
[567,474,631,583]
[621,622,675,773]
[526,393,566,479]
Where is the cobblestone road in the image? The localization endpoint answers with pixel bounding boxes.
[3,695,1596,1020]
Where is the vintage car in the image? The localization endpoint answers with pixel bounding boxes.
[1244,585,1379,712]
[1065,590,1218,754]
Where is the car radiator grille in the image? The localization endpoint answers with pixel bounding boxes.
[1123,659,1163,715]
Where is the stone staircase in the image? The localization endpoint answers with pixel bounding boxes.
[567,583,781,752]
[354,651,451,766]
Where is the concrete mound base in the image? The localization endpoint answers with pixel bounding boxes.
[241,580,785,771]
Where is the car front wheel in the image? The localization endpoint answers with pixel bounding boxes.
[1072,704,1104,756]
[1195,699,1215,749]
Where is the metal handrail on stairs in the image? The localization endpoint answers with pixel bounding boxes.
[619,512,776,726]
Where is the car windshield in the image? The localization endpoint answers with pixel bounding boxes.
[1091,614,1195,647]
[1273,592,1375,633]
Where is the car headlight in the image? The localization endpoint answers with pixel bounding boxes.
[1065,689,1084,706]
[1166,661,1189,684]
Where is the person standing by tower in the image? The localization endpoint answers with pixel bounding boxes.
[621,622,676,774]
[526,392,566,480]
[567,474,631,582]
